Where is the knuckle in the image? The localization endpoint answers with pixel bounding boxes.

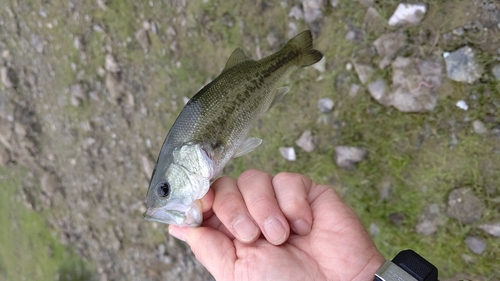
[238,169,269,185]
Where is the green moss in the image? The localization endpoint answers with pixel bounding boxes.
[0,167,96,281]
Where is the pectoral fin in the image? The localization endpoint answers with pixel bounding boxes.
[269,86,289,109]
[233,137,263,158]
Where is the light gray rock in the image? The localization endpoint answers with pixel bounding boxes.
[279,147,296,161]
[345,24,364,43]
[369,222,380,236]
[353,62,375,84]
[334,146,367,170]
[416,203,444,236]
[69,83,87,107]
[382,57,442,112]
[472,120,487,135]
[135,28,150,53]
[296,130,317,152]
[465,236,486,255]
[367,78,388,104]
[105,54,120,73]
[492,63,500,80]
[289,6,304,20]
[373,32,407,69]
[302,0,324,24]
[478,221,500,237]
[447,187,485,224]
[349,83,361,97]
[388,3,427,26]
[1,66,15,88]
[318,98,334,113]
[444,46,483,83]
[363,7,385,35]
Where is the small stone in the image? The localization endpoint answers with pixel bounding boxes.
[93,24,105,33]
[105,54,120,73]
[295,130,316,152]
[492,64,500,80]
[330,0,339,7]
[73,36,82,50]
[367,78,388,104]
[135,28,150,53]
[389,212,406,226]
[0,66,16,88]
[369,222,380,236]
[388,3,427,26]
[69,83,87,107]
[334,146,367,170]
[289,6,304,20]
[349,83,360,97]
[314,56,326,72]
[478,222,500,237]
[465,236,486,255]
[416,203,443,236]
[447,187,485,224]
[444,46,483,84]
[363,7,385,34]
[376,176,393,200]
[373,32,407,69]
[416,219,437,236]
[452,27,465,36]
[472,120,487,135]
[317,98,334,113]
[279,147,296,161]
[266,30,280,48]
[345,24,364,43]
[302,0,324,24]
[352,62,374,84]
[456,100,468,111]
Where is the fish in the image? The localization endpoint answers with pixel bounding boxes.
[144,30,323,227]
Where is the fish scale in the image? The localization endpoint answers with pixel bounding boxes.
[144,30,323,227]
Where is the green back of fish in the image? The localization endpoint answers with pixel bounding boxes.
[154,30,322,177]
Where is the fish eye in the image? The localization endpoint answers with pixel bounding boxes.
[155,182,170,198]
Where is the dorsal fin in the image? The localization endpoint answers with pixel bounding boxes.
[223,48,253,71]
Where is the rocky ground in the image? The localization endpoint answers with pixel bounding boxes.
[0,0,499,280]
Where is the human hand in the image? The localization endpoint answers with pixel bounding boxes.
[168,169,385,281]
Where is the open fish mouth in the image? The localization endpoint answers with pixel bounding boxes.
[143,200,202,227]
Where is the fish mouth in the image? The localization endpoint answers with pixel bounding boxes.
[143,200,202,227]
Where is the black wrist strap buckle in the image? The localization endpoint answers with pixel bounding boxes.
[374,249,438,281]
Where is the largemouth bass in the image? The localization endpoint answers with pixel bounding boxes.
[144,30,323,227]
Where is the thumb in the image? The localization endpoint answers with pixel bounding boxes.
[169,225,236,280]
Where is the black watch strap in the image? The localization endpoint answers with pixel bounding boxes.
[374,249,438,281]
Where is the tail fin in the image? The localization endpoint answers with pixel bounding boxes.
[284,30,323,67]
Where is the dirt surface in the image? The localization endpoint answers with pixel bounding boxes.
[0,0,499,280]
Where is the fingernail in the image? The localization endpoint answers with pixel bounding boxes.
[264,217,286,244]
[292,219,311,235]
[168,228,185,241]
[233,216,258,242]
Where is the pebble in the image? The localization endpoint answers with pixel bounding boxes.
[416,203,442,236]
[472,120,487,135]
[345,24,364,43]
[388,212,406,226]
[314,56,326,72]
[369,222,380,236]
[367,78,387,104]
[295,130,316,152]
[0,66,15,88]
[456,100,468,111]
[363,7,385,34]
[279,147,296,161]
[334,146,367,170]
[452,27,465,36]
[478,222,500,237]
[349,83,360,97]
[289,6,304,20]
[388,3,427,26]
[446,187,485,224]
[373,32,407,69]
[317,98,334,113]
[105,54,120,73]
[444,46,483,84]
[352,62,374,84]
[302,0,324,24]
[69,83,87,107]
[492,63,500,80]
[465,236,486,255]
